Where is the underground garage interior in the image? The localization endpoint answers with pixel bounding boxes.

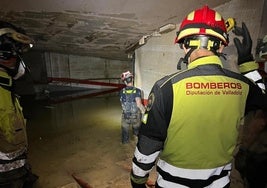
[0,0,267,187]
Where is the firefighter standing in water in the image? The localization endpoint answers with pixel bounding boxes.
[130,6,266,188]
[0,21,38,187]
[119,71,145,144]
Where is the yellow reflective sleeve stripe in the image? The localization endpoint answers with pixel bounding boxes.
[142,113,148,124]
[239,61,259,73]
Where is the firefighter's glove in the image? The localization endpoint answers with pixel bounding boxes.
[233,22,254,65]
[130,170,147,188]
[234,147,248,178]
[131,180,147,188]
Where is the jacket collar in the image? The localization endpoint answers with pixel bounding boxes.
[188,55,223,69]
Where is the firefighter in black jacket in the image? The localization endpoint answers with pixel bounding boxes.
[130,6,266,188]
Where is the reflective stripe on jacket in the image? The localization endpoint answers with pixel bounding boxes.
[132,55,266,187]
[0,71,27,172]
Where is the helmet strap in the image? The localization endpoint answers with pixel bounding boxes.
[217,52,227,60]
[0,56,25,79]
[124,76,133,84]
[177,48,195,70]
[184,35,221,51]
[177,36,226,70]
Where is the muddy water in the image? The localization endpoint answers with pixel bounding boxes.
[26,95,139,188]
[25,94,244,188]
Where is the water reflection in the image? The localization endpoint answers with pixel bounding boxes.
[25,95,134,188]
[28,95,121,135]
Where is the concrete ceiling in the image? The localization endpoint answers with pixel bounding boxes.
[0,0,230,60]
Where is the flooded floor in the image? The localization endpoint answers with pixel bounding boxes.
[24,92,245,188]
[25,94,142,188]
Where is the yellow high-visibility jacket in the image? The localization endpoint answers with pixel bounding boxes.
[131,55,266,188]
[0,70,27,174]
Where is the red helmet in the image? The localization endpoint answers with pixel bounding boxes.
[175,5,229,46]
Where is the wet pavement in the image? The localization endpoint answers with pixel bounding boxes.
[25,93,141,188]
[23,91,245,188]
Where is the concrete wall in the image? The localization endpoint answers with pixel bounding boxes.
[44,52,131,81]
[16,51,132,95]
[134,0,265,100]
[134,29,181,100]
[43,52,132,91]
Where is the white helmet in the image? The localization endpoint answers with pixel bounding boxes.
[121,71,133,84]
